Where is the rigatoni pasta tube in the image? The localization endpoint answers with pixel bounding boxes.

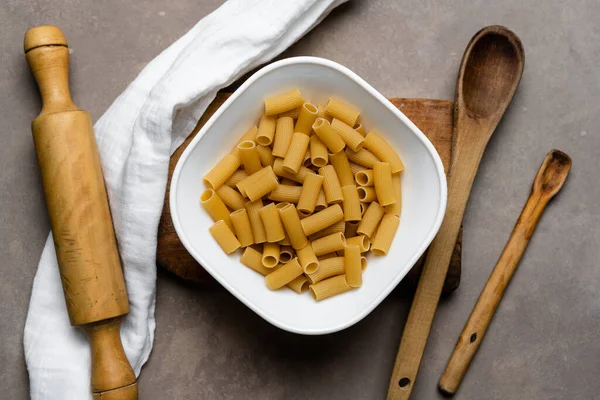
[203,153,241,190]
[363,131,404,173]
[325,98,360,127]
[209,220,240,254]
[277,203,308,250]
[384,173,402,215]
[310,134,328,167]
[353,123,365,136]
[301,204,344,236]
[256,114,277,146]
[355,169,374,186]
[344,244,362,287]
[306,257,345,284]
[309,275,352,301]
[278,106,301,120]
[331,118,365,151]
[240,247,272,276]
[279,246,294,263]
[346,235,370,253]
[237,166,279,202]
[296,244,319,274]
[265,257,303,290]
[329,150,354,186]
[312,232,346,256]
[230,208,254,247]
[319,165,343,204]
[238,141,262,175]
[258,203,286,243]
[303,149,312,168]
[268,184,302,203]
[312,118,345,154]
[341,185,362,222]
[262,242,280,268]
[230,126,258,158]
[200,189,232,229]
[357,201,385,238]
[357,186,377,202]
[264,89,304,116]
[216,185,246,211]
[256,145,274,167]
[345,148,379,168]
[282,132,310,174]
[373,162,395,206]
[315,189,327,211]
[273,158,313,183]
[371,214,400,255]
[225,169,248,188]
[349,162,366,176]
[287,275,309,294]
[245,199,267,244]
[308,220,345,241]
[297,173,324,214]
[294,103,319,135]
[272,117,294,157]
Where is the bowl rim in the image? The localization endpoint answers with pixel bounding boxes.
[170,56,448,334]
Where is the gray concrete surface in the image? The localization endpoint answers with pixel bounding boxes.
[1,1,598,399]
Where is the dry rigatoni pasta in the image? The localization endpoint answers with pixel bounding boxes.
[265,89,305,116]
[371,214,400,255]
[265,257,304,290]
[353,123,365,136]
[268,184,302,203]
[282,132,310,174]
[349,162,367,176]
[277,203,308,250]
[262,242,280,268]
[363,131,404,173]
[319,165,343,204]
[357,201,385,238]
[273,158,313,183]
[237,166,279,201]
[302,149,312,168]
[296,244,319,274]
[373,162,395,206]
[310,134,328,167]
[279,246,294,263]
[331,118,365,151]
[238,141,262,175]
[272,117,294,157]
[325,98,360,127]
[245,199,267,244]
[216,185,246,211]
[301,204,344,236]
[344,244,362,287]
[230,126,258,158]
[256,114,277,146]
[225,169,248,188]
[345,148,379,168]
[357,186,377,202]
[209,220,240,254]
[230,208,254,247]
[287,275,309,294]
[312,232,346,256]
[346,235,370,253]
[309,275,352,301]
[315,189,328,212]
[203,153,241,190]
[256,145,275,167]
[297,173,324,214]
[355,169,374,186]
[308,220,345,241]
[384,173,402,215]
[200,189,233,229]
[341,185,362,222]
[312,118,345,154]
[306,256,344,284]
[278,106,301,119]
[259,202,286,243]
[240,247,272,275]
[329,150,355,187]
[295,103,319,135]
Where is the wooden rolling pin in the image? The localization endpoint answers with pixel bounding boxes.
[25,26,137,399]
[439,150,571,395]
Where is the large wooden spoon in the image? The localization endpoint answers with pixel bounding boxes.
[439,150,571,395]
[387,25,525,400]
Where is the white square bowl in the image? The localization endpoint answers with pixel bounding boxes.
[170,57,447,335]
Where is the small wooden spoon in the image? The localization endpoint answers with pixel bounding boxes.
[439,150,571,395]
[387,25,524,400]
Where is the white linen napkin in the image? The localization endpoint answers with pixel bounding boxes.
[23,1,347,398]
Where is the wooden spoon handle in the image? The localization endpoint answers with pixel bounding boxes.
[439,150,571,395]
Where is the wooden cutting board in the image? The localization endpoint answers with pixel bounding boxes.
[156,94,462,294]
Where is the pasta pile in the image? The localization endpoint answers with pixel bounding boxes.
[202,89,404,301]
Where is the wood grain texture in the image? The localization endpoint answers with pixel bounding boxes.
[439,150,571,395]
[25,26,137,399]
[387,26,525,400]
[157,95,462,293]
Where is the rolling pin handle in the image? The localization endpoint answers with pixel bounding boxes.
[24,26,77,115]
